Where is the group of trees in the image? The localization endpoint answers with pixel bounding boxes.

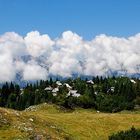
[0,82,20,109]
[0,76,140,112]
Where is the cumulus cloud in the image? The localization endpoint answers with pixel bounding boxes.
[23,60,48,81]
[0,30,140,82]
[25,31,54,57]
[0,53,15,82]
[0,32,26,57]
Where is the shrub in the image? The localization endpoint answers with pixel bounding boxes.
[109,127,140,140]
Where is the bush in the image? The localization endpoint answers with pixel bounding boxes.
[109,127,140,140]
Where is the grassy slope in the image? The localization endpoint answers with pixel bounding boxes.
[1,104,140,140]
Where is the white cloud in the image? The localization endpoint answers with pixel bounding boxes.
[24,31,54,57]
[49,55,82,77]
[56,30,83,48]
[0,30,140,82]
[0,32,26,57]
[23,60,48,81]
[0,53,15,82]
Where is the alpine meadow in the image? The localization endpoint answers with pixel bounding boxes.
[0,0,140,140]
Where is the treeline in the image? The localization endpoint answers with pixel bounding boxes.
[0,76,140,112]
[0,82,20,109]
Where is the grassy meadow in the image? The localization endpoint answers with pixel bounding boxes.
[0,103,140,140]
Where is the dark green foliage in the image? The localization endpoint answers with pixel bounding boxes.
[109,127,140,140]
[73,78,87,94]
[49,77,53,86]
[63,96,77,109]
[78,94,95,108]
[135,97,140,105]
[7,93,17,108]
[95,94,134,112]
[0,76,139,112]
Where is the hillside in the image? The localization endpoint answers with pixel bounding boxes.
[1,76,140,113]
[1,103,140,140]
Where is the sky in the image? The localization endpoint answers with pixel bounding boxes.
[0,0,140,39]
[0,0,140,82]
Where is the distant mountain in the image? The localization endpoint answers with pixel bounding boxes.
[11,55,140,87]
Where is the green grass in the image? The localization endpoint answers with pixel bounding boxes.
[1,103,140,140]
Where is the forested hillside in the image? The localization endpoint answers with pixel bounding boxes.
[0,76,140,112]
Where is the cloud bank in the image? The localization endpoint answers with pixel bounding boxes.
[0,30,140,82]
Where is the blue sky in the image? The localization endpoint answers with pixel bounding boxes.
[0,0,140,39]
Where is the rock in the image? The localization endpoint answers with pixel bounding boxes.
[25,106,37,112]
[23,127,33,132]
[35,134,43,140]
[13,111,20,117]
[29,118,34,122]
[50,125,56,129]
